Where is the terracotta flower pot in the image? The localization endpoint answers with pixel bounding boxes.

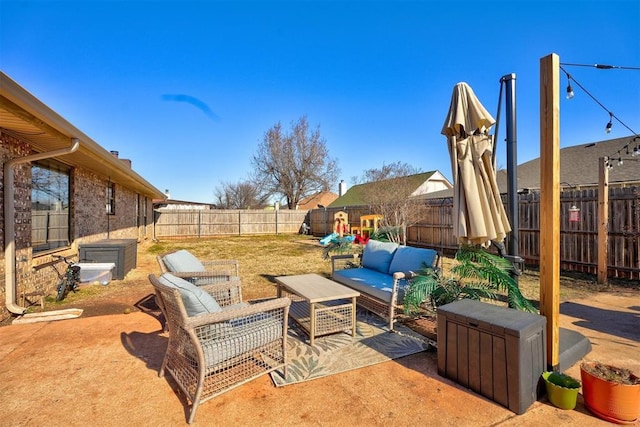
[580,362,640,425]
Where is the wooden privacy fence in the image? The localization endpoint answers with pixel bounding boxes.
[153,208,309,239]
[151,188,639,279]
[309,187,640,280]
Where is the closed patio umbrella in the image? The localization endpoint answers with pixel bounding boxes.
[441,82,511,247]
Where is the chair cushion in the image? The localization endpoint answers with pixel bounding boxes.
[200,313,283,367]
[162,249,206,273]
[158,273,221,316]
[388,246,437,274]
[361,240,399,274]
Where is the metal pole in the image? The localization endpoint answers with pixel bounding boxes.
[502,73,519,261]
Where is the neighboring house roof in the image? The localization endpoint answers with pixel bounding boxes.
[154,199,216,209]
[328,171,452,207]
[0,72,165,199]
[297,191,338,210]
[421,136,640,200]
[504,136,640,191]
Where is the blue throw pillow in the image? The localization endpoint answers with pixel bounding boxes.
[388,246,437,274]
[362,240,399,274]
[163,249,206,273]
[158,273,221,317]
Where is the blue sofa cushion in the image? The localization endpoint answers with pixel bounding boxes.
[163,249,206,273]
[361,240,399,274]
[333,268,407,303]
[158,273,221,316]
[388,246,437,274]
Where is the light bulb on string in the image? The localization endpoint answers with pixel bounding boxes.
[605,112,613,133]
[618,157,623,166]
[566,79,574,99]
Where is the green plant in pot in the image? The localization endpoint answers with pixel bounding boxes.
[403,245,536,315]
[580,361,640,424]
[542,371,581,410]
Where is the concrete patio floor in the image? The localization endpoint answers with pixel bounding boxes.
[1,289,638,426]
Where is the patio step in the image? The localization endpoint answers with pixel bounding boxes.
[558,327,592,372]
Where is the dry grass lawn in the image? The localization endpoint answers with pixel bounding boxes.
[5,234,636,324]
[147,234,636,304]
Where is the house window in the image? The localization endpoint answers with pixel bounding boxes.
[31,159,71,253]
[106,181,116,215]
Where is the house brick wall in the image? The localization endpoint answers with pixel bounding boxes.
[1,133,33,308]
[1,131,156,320]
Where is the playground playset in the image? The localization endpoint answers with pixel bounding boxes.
[320,212,383,246]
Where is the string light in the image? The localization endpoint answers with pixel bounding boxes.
[606,112,613,133]
[560,62,640,71]
[560,64,640,168]
[566,74,574,99]
[598,137,640,169]
[631,137,640,156]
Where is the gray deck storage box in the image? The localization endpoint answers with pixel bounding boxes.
[79,239,137,280]
[437,300,546,414]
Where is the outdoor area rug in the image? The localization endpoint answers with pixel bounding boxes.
[270,309,433,387]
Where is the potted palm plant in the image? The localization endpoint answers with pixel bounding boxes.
[403,245,536,315]
[580,361,640,424]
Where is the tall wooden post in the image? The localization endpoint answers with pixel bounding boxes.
[539,53,560,369]
[598,157,609,285]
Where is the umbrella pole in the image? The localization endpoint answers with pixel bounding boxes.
[500,74,524,308]
[492,79,504,169]
[502,73,520,265]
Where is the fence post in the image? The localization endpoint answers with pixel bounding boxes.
[597,157,609,285]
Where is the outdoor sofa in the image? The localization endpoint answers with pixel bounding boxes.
[331,240,440,330]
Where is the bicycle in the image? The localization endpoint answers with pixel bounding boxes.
[52,255,81,301]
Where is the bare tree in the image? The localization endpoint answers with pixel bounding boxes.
[214,180,270,209]
[251,116,340,209]
[356,162,423,245]
[355,161,421,184]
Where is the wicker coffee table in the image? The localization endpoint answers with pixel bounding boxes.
[275,273,360,345]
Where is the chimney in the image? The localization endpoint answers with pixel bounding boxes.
[338,180,347,197]
[110,150,119,158]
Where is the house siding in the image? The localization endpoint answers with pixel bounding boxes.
[1,131,155,319]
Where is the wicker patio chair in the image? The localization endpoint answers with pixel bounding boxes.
[157,249,240,282]
[149,273,291,424]
[156,250,241,331]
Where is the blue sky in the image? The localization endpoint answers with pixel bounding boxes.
[2,0,639,203]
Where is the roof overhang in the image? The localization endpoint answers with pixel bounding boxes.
[0,72,165,199]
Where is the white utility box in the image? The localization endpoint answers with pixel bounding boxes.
[74,262,116,285]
